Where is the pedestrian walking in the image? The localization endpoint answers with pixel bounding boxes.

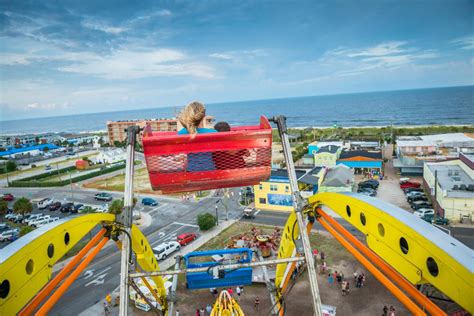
[227,287,233,296]
[320,250,325,261]
[389,306,395,316]
[328,273,334,285]
[336,272,342,283]
[206,303,212,314]
[362,273,366,287]
[176,309,180,316]
[210,287,216,297]
[320,261,327,274]
[103,301,110,316]
[333,270,338,281]
[356,274,363,288]
[199,307,205,316]
[341,281,347,296]
[353,271,358,283]
[382,305,388,316]
[236,286,241,298]
[213,288,218,297]
[254,297,260,309]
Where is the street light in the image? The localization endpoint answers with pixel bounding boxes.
[215,203,219,226]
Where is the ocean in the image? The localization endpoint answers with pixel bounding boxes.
[1,86,473,135]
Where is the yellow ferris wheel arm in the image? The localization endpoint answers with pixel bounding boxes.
[0,213,115,315]
[308,192,474,313]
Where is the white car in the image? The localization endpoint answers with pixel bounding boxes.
[413,208,435,218]
[0,229,19,242]
[37,198,53,209]
[24,213,44,225]
[36,217,60,227]
[153,241,180,260]
[29,215,51,227]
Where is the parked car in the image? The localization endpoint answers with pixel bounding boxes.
[153,241,180,260]
[0,228,20,242]
[408,195,428,203]
[0,223,9,231]
[36,217,60,227]
[10,214,24,223]
[95,192,113,201]
[71,204,84,213]
[29,215,51,227]
[142,198,158,206]
[413,208,435,218]
[403,187,423,194]
[400,181,421,189]
[411,201,432,210]
[243,207,257,219]
[360,189,377,197]
[37,198,54,209]
[177,233,197,246]
[4,213,16,221]
[7,231,19,242]
[2,193,14,201]
[24,213,44,225]
[357,186,377,195]
[60,203,74,213]
[49,202,62,211]
[44,164,52,170]
[406,191,425,198]
[358,180,379,189]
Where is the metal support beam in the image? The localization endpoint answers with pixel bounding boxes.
[256,250,280,315]
[118,126,140,316]
[129,257,305,278]
[270,115,322,316]
[167,256,182,316]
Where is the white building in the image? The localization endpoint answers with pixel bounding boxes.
[95,149,126,164]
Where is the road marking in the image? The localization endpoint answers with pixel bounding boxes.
[254,210,261,215]
[173,222,199,228]
[84,266,111,287]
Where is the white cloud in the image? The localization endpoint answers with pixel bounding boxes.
[338,41,409,58]
[57,49,215,79]
[25,102,70,110]
[451,35,474,50]
[210,53,233,60]
[82,21,128,34]
[0,53,32,65]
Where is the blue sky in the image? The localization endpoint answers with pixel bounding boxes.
[0,0,473,121]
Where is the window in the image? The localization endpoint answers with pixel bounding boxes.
[259,184,263,190]
[270,184,278,192]
[285,186,289,193]
[259,198,266,204]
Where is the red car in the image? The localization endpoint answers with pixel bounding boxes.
[2,193,14,201]
[400,181,421,189]
[177,233,197,246]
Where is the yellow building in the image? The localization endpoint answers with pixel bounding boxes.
[313,145,342,167]
[423,153,474,222]
[254,168,321,212]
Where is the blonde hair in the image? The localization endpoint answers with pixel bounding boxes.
[178,101,206,134]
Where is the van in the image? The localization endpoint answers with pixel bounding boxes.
[413,208,435,218]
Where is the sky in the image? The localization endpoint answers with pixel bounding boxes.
[0,0,473,121]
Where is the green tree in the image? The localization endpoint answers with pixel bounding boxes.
[20,225,35,236]
[81,206,96,213]
[0,200,8,215]
[6,160,17,172]
[197,212,216,231]
[43,146,49,153]
[13,197,32,216]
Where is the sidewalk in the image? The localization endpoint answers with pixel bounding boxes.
[79,218,238,316]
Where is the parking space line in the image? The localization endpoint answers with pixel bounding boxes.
[172,222,199,228]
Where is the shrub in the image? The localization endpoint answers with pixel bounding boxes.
[80,206,96,213]
[20,225,35,236]
[197,212,217,231]
[6,160,17,172]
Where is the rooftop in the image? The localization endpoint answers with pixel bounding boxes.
[397,133,474,148]
[321,165,353,187]
[339,150,382,160]
[427,163,474,198]
[0,144,62,157]
[317,145,340,154]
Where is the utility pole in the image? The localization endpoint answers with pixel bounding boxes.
[69,171,73,199]
[215,203,219,226]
